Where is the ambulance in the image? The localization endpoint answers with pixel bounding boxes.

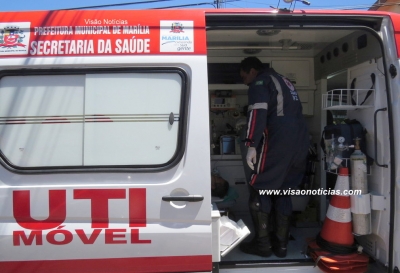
[0,6,398,273]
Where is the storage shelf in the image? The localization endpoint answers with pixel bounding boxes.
[324,105,372,111]
[211,155,242,160]
[208,84,247,91]
[322,89,374,111]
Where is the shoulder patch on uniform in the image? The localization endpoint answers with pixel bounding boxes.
[255,80,264,85]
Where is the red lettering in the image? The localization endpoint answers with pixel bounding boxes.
[12,228,151,246]
[129,188,146,227]
[13,190,66,230]
[105,229,127,244]
[74,189,125,228]
[76,229,102,244]
[13,230,43,246]
[130,229,151,244]
[46,227,73,245]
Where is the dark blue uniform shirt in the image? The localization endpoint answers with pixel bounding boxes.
[245,68,309,190]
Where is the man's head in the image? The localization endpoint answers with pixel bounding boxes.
[211,174,229,199]
[240,57,263,85]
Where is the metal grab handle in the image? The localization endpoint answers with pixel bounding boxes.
[162,195,204,202]
[374,107,388,168]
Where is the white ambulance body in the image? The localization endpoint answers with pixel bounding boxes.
[0,8,398,273]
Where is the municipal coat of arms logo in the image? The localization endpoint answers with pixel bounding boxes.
[0,23,30,55]
[170,22,184,33]
[0,26,26,48]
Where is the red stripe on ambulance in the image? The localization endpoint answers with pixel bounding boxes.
[0,255,212,273]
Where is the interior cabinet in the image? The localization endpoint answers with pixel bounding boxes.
[271,60,311,88]
[298,90,315,116]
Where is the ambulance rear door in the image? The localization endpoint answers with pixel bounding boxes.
[381,13,400,273]
[352,13,400,272]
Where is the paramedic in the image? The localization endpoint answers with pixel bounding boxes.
[239,57,309,258]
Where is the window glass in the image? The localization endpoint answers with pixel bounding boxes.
[84,73,182,165]
[0,75,84,167]
[0,71,183,169]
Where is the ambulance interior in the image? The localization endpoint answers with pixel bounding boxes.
[205,15,390,272]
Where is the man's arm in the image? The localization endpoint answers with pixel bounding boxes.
[244,80,269,170]
[245,81,269,148]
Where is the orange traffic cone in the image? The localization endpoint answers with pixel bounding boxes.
[320,167,354,246]
[307,167,369,272]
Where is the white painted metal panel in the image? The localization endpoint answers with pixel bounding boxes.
[347,59,391,266]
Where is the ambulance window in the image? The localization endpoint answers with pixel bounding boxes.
[0,75,85,167]
[0,70,185,171]
[83,72,182,166]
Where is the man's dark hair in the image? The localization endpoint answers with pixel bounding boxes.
[212,178,229,199]
[240,57,264,73]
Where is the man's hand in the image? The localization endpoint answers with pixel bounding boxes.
[246,147,257,170]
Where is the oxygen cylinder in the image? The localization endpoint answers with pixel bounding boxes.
[350,138,371,235]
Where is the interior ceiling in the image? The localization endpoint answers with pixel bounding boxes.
[206,28,354,58]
